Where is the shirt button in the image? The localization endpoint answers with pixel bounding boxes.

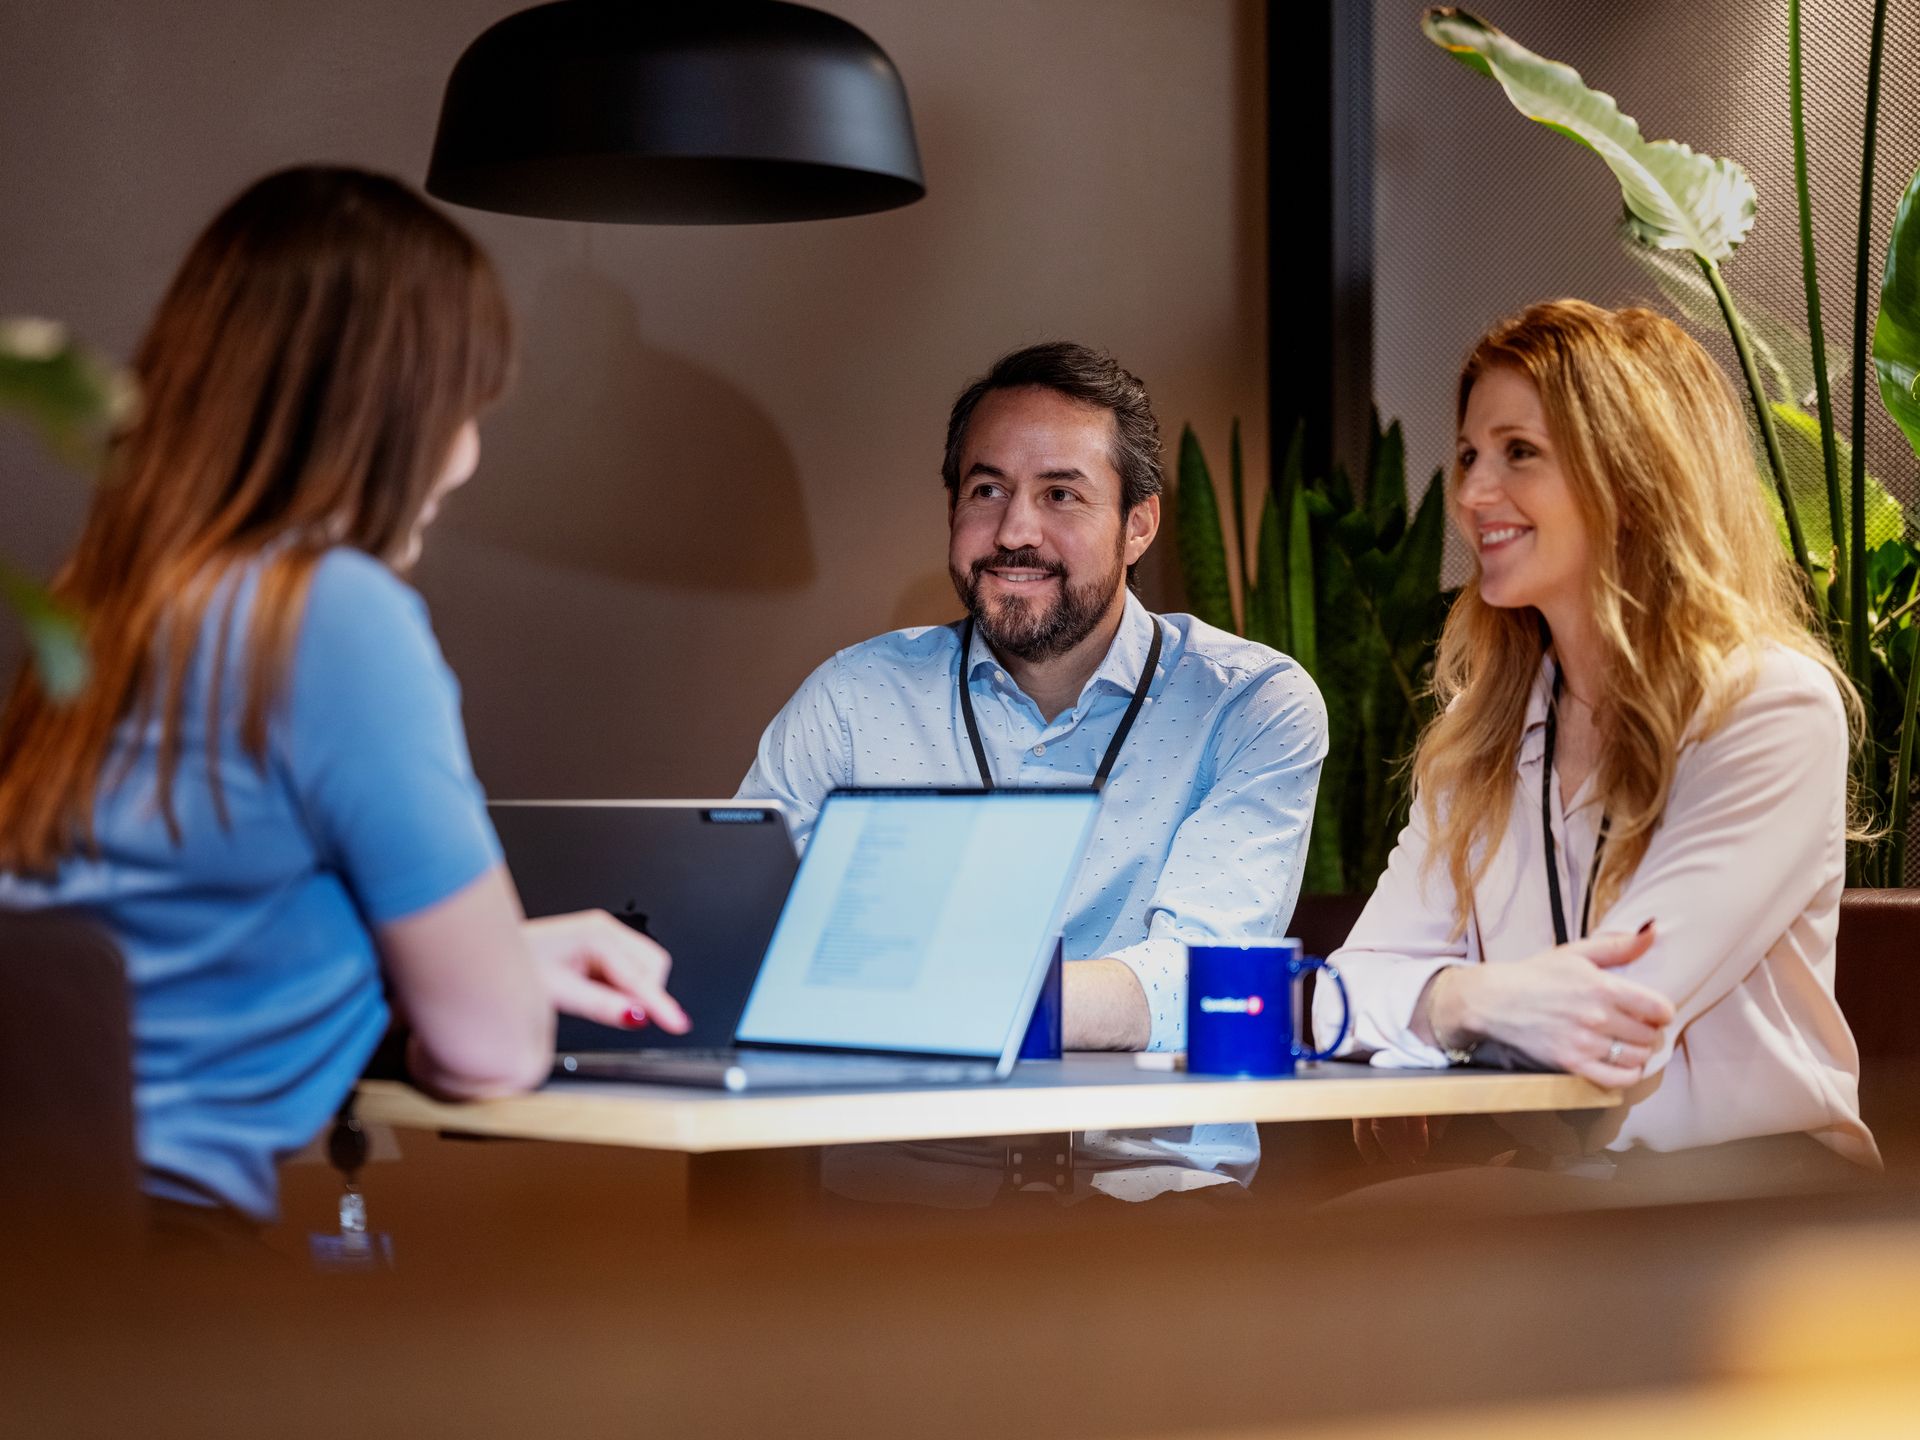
[995,670,1007,684]
[1032,744,1046,756]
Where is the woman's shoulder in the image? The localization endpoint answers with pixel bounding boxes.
[305,546,424,618]
[1697,639,1847,744]
[1722,639,1843,703]
[292,548,441,682]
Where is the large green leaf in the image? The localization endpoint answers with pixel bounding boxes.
[1380,470,1449,658]
[1271,422,1315,668]
[1227,418,1249,591]
[1875,164,1920,471]
[0,318,129,470]
[1244,479,1287,653]
[1423,9,1757,262]
[1286,481,1316,674]
[1303,478,1373,893]
[1762,402,1905,562]
[1866,537,1918,630]
[1366,413,1407,529]
[0,559,87,700]
[1174,425,1235,632]
[1,318,124,704]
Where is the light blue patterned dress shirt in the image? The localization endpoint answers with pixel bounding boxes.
[738,592,1327,1197]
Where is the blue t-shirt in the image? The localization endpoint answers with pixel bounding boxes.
[0,549,502,1221]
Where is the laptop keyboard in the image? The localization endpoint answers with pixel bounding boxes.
[558,1048,997,1088]
[735,1053,995,1086]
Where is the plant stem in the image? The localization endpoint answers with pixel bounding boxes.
[1790,0,1848,615]
[1889,629,1920,886]
[1877,588,1920,638]
[1700,255,1818,595]
[1849,0,1890,690]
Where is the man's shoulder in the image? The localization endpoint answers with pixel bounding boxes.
[1162,612,1307,686]
[827,620,966,681]
[1159,612,1327,742]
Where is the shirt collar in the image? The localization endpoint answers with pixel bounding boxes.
[1087,591,1161,697]
[964,590,1162,701]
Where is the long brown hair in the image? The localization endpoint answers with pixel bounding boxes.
[1412,299,1858,935]
[0,166,512,873]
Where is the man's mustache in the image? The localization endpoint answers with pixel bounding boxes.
[970,549,1067,581]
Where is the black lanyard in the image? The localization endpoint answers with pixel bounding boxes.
[1542,663,1611,944]
[957,614,1162,791]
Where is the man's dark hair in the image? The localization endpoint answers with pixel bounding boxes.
[941,341,1165,511]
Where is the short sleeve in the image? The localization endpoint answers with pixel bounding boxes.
[735,651,853,849]
[281,551,502,926]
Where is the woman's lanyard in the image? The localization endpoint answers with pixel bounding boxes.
[956,614,1162,791]
[1542,662,1612,945]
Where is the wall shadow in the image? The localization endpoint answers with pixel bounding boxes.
[888,569,962,632]
[446,265,814,592]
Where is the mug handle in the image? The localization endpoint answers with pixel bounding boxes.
[1290,956,1350,1063]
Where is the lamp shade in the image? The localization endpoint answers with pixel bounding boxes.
[425,0,926,224]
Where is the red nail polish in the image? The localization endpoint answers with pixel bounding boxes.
[624,1008,650,1029]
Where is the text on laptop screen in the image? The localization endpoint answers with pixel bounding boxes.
[734,791,1100,1056]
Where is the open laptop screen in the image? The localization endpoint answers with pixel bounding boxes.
[733,790,1100,1057]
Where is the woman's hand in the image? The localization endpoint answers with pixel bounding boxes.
[1422,926,1673,1088]
[522,910,692,1035]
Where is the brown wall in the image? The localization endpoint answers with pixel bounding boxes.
[0,0,1268,798]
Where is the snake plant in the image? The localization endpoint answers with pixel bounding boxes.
[1178,414,1450,893]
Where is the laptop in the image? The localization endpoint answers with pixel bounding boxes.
[491,799,799,1053]
[555,787,1102,1092]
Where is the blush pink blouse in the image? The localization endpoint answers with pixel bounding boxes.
[1315,644,1876,1166]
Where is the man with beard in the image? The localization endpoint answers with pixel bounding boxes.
[740,341,1326,1085]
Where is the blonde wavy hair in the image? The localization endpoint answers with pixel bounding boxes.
[1413,299,1859,936]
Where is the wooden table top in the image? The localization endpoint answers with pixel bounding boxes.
[354,1054,1617,1154]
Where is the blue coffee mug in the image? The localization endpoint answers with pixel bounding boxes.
[1185,939,1350,1077]
[1018,935,1065,1061]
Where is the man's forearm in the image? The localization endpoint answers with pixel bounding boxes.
[1063,957,1152,1050]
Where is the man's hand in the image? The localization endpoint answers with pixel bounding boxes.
[1063,958,1151,1050]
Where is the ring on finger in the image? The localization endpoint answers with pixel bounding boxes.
[1606,1039,1626,1065]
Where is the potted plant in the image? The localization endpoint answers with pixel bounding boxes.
[0,317,126,700]
[1175,413,1452,910]
[1424,5,1920,885]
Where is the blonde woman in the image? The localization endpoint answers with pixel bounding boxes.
[1319,300,1876,1190]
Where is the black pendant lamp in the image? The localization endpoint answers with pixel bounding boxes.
[425,0,926,224]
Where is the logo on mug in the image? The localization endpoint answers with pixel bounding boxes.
[1197,994,1265,1016]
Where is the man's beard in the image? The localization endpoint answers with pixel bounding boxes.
[950,543,1125,662]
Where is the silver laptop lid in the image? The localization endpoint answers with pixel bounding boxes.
[734,788,1101,1065]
